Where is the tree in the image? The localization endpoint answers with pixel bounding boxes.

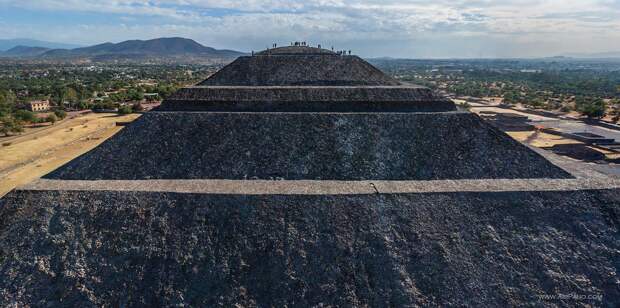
[127,88,144,102]
[77,100,92,110]
[156,85,177,99]
[46,114,57,124]
[109,93,125,103]
[503,91,519,105]
[51,86,65,105]
[526,96,545,108]
[0,99,11,118]
[575,96,607,118]
[14,110,36,123]
[54,109,67,120]
[0,90,16,117]
[118,105,132,115]
[64,88,79,104]
[0,116,23,136]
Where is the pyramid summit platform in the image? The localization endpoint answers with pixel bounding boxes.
[164,45,454,112]
[200,45,401,86]
[1,45,618,307]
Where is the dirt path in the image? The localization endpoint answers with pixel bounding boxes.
[0,113,141,197]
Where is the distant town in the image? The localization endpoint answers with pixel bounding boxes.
[0,63,222,135]
[371,57,620,172]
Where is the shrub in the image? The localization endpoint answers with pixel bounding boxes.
[54,109,67,120]
[575,97,606,118]
[118,105,132,115]
[46,114,57,124]
[77,101,92,110]
[526,98,545,108]
[0,116,23,136]
[457,101,471,110]
[14,109,36,123]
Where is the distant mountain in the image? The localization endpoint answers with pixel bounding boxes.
[41,37,245,60]
[562,51,620,59]
[0,38,80,51]
[0,46,51,58]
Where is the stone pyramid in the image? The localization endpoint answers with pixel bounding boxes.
[44,46,568,181]
[1,45,619,306]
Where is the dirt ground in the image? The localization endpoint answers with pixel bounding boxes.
[0,112,141,197]
[507,131,582,148]
[470,106,593,150]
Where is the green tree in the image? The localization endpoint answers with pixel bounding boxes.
[576,97,607,118]
[46,114,57,124]
[0,90,16,117]
[109,93,125,103]
[14,110,36,123]
[0,99,11,118]
[527,96,545,108]
[127,88,144,101]
[503,91,519,105]
[51,86,65,105]
[118,105,132,115]
[77,100,92,110]
[0,115,23,136]
[54,109,67,120]
[0,90,18,136]
[64,87,79,104]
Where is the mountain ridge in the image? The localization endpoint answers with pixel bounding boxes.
[42,37,244,58]
[1,37,245,61]
[0,38,80,51]
[0,46,51,57]
[561,51,620,58]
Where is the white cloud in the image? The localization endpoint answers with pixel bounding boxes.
[1,0,620,57]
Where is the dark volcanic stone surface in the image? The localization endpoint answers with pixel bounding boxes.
[198,55,401,86]
[1,189,618,306]
[45,112,571,180]
[161,86,455,112]
[159,99,456,113]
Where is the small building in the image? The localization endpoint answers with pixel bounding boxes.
[29,100,50,112]
[144,93,160,102]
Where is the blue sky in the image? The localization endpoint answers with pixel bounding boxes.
[1,0,620,58]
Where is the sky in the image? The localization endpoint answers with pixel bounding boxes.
[0,0,620,58]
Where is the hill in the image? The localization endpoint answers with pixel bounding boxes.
[0,46,51,58]
[562,51,620,59]
[41,37,245,61]
[0,38,79,51]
